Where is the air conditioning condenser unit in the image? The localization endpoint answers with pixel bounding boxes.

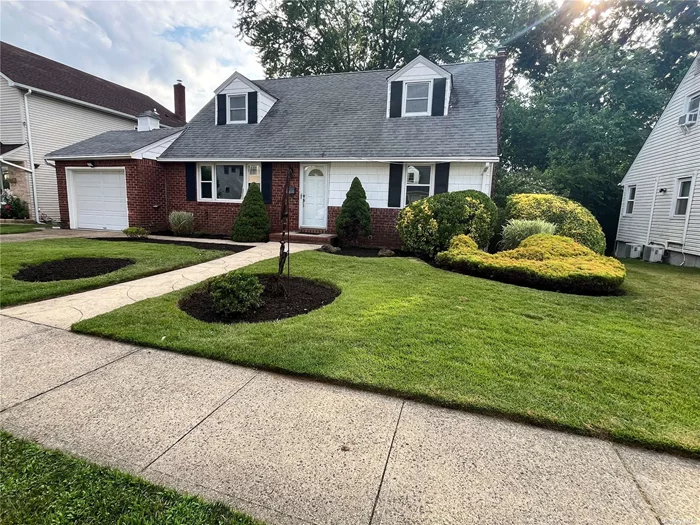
[642,245,664,263]
[625,244,643,259]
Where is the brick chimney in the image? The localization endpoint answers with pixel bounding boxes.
[174,80,186,122]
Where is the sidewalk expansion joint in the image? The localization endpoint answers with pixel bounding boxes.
[613,446,663,525]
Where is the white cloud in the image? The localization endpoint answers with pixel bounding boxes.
[0,0,264,120]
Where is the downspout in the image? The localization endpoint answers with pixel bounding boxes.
[646,177,659,244]
[23,89,42,222]
[679,171,697,266]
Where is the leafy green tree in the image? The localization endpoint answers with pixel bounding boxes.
[231,183,271,242]
[335,177,372,245]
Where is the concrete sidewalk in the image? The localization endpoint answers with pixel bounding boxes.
[1,315,698,525]
[1,242,318,329]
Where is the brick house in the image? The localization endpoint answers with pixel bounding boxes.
[47,54,505,247]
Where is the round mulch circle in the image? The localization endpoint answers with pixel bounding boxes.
[179,274,340,324]
[14,257,136,282]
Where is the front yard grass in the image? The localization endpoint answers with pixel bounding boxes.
[0,238,229,307]
[74,253,700,455]
[0,224,42,235]
[0,432,261,525]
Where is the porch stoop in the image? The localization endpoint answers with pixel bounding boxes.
[270,231,337,245]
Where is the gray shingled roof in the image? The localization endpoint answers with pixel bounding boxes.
[46,128,183,158]
[160,60,498,160]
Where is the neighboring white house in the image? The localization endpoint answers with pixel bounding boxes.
[616,55,700,267]
[0,42,186,221]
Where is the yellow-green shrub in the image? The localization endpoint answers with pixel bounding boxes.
[436,234,626,295]
[505,194,606,254]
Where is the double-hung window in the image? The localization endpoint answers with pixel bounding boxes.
[403,81,431,116]
[687,93,700,119]
[624,185,636,215]
[405,164,433,205]
[228,95,247,123]
[674,177,692,216]
[198,164,260,202]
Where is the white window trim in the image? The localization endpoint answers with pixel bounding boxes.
[623,185,636,216]
[196,162,260,203]
[227,94,248,124]
[402,80,433,117]
[686,91,700,114]
[401,163,435,207]
[671,176,693,218]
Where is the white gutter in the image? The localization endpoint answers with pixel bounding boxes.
[156,156,501,163]
[0,157,33,173]
[23,89,41,221]
[45,154,133,161]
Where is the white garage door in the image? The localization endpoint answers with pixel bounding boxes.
[70,170,128,231]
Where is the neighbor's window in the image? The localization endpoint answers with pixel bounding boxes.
[674,177,692,216]
[625,185,636,215]
[405,164,432,205]
[687,93,700,115]
[200,165,213,199]
[404,81,431,115]
[247,164,261,188]
[216,165,244,200]
[228,95,247,123]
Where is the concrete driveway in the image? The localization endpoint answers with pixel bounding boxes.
[1,315,698,525]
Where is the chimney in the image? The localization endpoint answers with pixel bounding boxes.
[137,109,160,131]
[174,80,186,122]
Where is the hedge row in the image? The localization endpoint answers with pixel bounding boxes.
[436,234,626,295]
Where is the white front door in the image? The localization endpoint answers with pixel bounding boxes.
[70,169,128,231]
[301,165,327,228]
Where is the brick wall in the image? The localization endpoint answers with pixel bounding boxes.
[327,206,401,248]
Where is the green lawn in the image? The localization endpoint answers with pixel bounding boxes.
[0,223,41,235]
[74,252,700,455]
[0,432,262,525]
[1,239,229,307]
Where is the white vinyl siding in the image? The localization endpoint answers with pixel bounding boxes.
[386,59,452,117]
[219,77,275,123]
[133,132,183,160]
[0,76,25,144]
[23,93,134,220]
[617,56,700,256]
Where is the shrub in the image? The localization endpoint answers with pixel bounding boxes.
[499,219,557,251]
[397,190,498,258]
[436,233,626,295]
[231,183,270,242]
[335,177,372,245]
[122,226,149,238]
[1,190,30,219]
[505,194,606,254]
[169,211,195,236]
[209,272,264,316]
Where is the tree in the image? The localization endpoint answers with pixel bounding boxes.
[335,177,372,245]
[231,183,271,242]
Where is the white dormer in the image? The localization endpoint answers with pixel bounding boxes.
[386,56,452,118]
[214,71,276,125]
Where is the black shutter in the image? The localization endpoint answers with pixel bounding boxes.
[388,163,403,207]
[432,78,446,116]
[434,162,450,194]
[389,81,403,118]
[261,162,273,204]
[185,162,197,201]
[216,94,227,125]
[248,92,258,123]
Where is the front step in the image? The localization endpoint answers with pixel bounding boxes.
[270,231,337,245]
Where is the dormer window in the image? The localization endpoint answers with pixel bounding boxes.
[403,81,432,116]
[228,95,247,124]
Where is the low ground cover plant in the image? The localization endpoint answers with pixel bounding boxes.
[397,190,498,258]
[231,183,270,242]
[335,177,372,245]
[169,210,195,236]
[436,233,626,294]
[122,226,149,238]
[505,194,606,254]
[499,219,556,250]
[209,272,264,316]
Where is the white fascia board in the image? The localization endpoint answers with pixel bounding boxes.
[44,154,133,161]
[214,71,277,100]
[157,156,500,163]
[387,55,451,82]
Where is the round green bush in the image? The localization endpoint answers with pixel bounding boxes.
[209,272,264,317]
[231,183,271,242]
[122,226,149,238]
[499,219,556,251]
[335,177,372,245]
[396,190,498,258]
[1,190,30,219]
[436,233,626,295]
[504,194,606,254]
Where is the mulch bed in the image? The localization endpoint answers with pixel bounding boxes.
[91,237,253,253]
[179,274,340,324]
[14,257,135,282]
[325,247,410,258]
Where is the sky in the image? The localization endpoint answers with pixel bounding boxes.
[0,0,264,120]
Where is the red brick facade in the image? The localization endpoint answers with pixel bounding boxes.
[56,159,401,247]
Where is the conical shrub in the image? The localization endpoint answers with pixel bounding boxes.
[231,183,271,242]
[335,177,372,245]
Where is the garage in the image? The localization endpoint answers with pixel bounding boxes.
[67,168,128,231]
